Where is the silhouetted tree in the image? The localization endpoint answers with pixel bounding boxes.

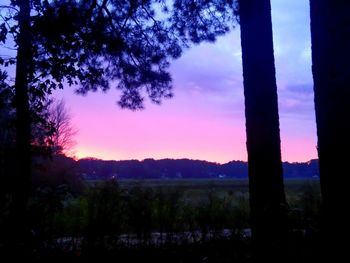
[0,70,16,245]
[170,0,237,44]
[48,99,77,156]
[0,69,53,211]
[171,2,288,259]
[238,0,288,261]
[0,70,15,155]
[2,2,291,258]
[1,0,184,248]
[11,0,32,251]
[309,0,350,260]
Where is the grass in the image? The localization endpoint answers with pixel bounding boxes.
[85,177,321,210]
[110,177,320,201]
[0,177,322,262]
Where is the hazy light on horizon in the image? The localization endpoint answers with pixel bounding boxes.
[54,0,317,164]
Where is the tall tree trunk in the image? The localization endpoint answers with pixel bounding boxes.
[11,0,32,249]
[238,0,288,261]
[310,0,350,260]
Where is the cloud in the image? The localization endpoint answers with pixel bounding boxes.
[53,0,317,162]
[278,83,315,120]
[272,0,313,85]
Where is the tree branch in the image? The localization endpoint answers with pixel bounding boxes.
[0,5,19,12]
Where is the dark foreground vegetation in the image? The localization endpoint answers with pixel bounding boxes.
[1,156,321,262]
[2,0,347,261]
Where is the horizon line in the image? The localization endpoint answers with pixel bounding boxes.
[74,155,318,165]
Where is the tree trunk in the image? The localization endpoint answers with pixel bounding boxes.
[11,0,32,250]
[238,0,288,261]
[310,0,350,260]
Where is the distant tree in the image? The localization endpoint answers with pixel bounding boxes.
[48,99,77,156]
[238,0,288,261]
[309,0,350,260]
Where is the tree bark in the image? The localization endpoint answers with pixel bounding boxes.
[11,0,32,249]
[238,0,288,261]
[310,0,350,260]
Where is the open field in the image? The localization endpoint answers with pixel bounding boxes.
[88,177,320,191]
[86,177,321,212]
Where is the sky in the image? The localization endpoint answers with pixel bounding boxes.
[52,0,317,163]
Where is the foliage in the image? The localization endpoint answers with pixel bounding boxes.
[171,0,238,44]
[83,179,124,251]
[0,68,55,155]
[0,69,15,148]
[287,181,321,231]
[44,178,320,241]
[1,1,240,254]
[28,184,70,239]
[1,0,240,110]
[32,154,84,194]
[2,0,171,109]
[2,176,322,261]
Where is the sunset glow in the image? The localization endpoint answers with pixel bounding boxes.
[54,0,317,163]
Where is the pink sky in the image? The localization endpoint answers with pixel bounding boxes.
[54,0,317,163]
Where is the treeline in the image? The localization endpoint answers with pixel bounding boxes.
[77,158,319,180]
